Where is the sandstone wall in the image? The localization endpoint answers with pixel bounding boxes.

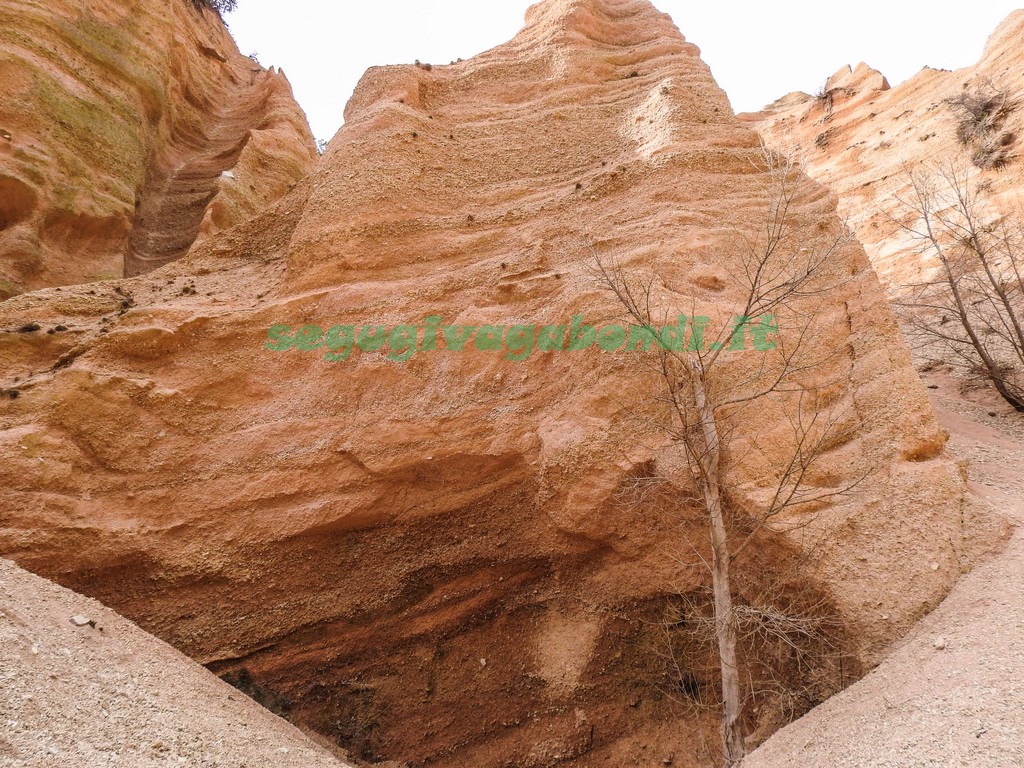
[0,0,977,764]
[0,0,317,297]
[742,11,1024,291]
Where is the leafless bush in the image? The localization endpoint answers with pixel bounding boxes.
[812,84,833,114]
[945,84,1016,169]
[655,572,851,725]
[191,0,237,16]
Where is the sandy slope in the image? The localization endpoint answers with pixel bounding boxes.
[743,372,1023,768]
[0,557,351,768]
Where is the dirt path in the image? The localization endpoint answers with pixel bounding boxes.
[124,67,267,277]
[743,374,1024,768]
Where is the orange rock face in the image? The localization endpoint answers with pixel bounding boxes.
[0,0,979,765]
[742,11,1024,291]
[0,0,317,297]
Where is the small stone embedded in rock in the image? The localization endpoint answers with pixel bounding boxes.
[479,658,487,668]
[70,615,92,627]
[933,637,947,650]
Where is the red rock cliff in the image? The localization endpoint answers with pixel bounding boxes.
[0,0,318,297]
[742,11,1024,291]
[0,0,978,765]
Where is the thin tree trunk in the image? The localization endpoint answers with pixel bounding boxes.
[691,361,745,764]
[971,234,1024,363]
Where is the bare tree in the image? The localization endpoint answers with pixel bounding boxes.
[894,161,1024,412]
[594,144,863,764]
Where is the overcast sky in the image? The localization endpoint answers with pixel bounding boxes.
[224,1,1022,144]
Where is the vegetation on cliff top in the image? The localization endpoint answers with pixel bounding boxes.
[192,0,238,15]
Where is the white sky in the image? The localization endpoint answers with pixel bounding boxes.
[224,1,1023,144]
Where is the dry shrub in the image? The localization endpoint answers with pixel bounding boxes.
[945,85,1016,169]
[191,0,237,15]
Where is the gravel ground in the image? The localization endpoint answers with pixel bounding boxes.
[0,559,352,768]
[743,373,1024,768]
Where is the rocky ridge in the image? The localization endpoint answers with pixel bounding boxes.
[741,11,1024,290]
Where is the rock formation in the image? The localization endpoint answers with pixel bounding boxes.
[0,0,318,298]
[0,0,985,765]
[742,11,1024,290]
